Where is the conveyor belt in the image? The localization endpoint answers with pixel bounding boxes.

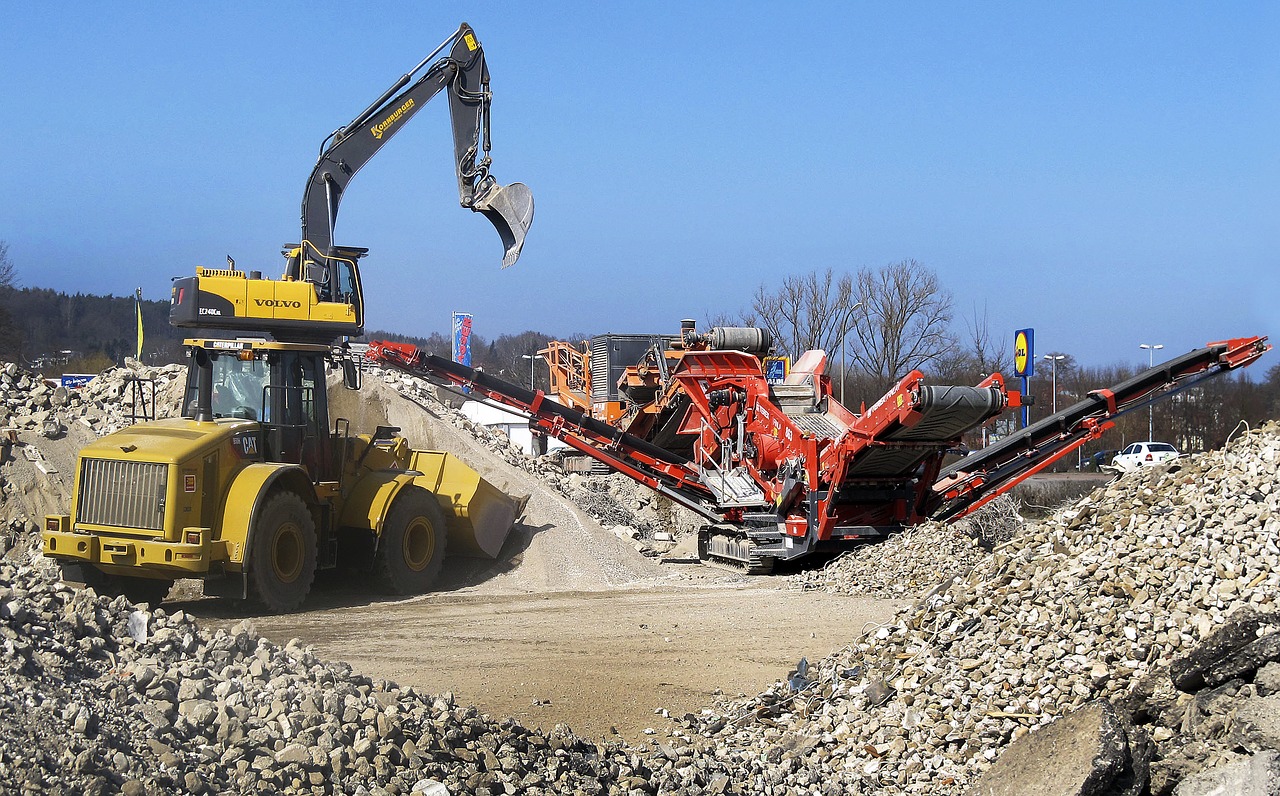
[845,385,1005,478]
[885,386,1005,442]
[928,336,1271,521]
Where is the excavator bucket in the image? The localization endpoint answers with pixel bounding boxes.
[472,181,534,268]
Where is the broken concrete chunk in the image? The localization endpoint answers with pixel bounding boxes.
[1171,750,1280,796]
[967,701,1130,796]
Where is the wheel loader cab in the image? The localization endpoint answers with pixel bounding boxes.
[182,339,336,482]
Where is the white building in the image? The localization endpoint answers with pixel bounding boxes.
[460,398,568,457]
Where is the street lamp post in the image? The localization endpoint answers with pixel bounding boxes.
[1042,354,1065,414]
[1043,353,1066,471]
[521,354,537,390]
[1139,343,1164,440]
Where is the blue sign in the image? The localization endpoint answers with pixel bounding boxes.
[763,357,788,384]
[1013,329,1034,377]
[451,312,473,367]
[60,374,95,389]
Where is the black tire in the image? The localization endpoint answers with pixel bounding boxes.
[374,487,448,595]
[248,491,317,613]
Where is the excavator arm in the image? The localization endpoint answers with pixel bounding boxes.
[289,22,534,300]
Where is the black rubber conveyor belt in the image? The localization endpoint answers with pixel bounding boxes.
[845,385,1004,478]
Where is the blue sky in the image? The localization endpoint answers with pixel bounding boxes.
[3,3,1277,368]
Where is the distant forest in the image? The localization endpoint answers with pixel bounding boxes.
[0,285,569,391]
[0,277,1275,463]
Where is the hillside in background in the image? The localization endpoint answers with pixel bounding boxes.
[0,287,185,372]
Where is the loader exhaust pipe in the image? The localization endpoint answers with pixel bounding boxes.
[472,181,534,268]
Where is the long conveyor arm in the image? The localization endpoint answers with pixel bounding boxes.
[927,336,1270,522]
[364,340,724,521]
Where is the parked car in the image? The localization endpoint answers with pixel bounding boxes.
[1110,442,1180,472]
[1082,449,1118,472]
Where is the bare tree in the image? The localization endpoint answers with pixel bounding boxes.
[750,268,856,358]
[931,303,1009,384]
[845,260,954,393]
[0,241,15,291]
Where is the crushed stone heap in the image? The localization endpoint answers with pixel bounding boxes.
[658,422,1280,794]
[0,359,185,439]
[372,367,703,549]
[788,511,1004,600]
[0,557,633,796]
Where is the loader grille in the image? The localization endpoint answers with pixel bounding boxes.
[76,459,168,532]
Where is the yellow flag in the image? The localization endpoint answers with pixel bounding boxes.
[135,288,144,360]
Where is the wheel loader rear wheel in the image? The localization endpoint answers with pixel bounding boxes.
[249,491,316,613]
[375,487,447,595]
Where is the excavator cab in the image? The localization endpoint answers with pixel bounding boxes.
[282,243,367,328]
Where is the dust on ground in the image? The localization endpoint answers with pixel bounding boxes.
[180,578,901,743]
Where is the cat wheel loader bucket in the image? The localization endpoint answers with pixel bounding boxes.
[410,450,522,558]
[473,181,535,268]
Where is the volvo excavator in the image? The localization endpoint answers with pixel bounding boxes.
[168,22,534,343]
[43,23,532,612]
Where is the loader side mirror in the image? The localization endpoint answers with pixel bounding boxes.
[342,358,362,390]
[472,181,534,268]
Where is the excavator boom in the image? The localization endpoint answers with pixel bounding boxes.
[296,22,534,280]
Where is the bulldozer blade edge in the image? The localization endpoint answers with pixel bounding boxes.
[473,181,534,267]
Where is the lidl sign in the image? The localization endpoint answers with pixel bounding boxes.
[1014,329,1034,377]
[763,356,789,384]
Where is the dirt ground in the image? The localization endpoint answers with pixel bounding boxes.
[187,376,903,742]
[23,372,903,743]
[180,574,901,742]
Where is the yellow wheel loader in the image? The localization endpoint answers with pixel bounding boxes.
[43,338,519,612]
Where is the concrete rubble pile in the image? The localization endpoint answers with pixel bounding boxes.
[4,356,1277,794]
[374,368,702,552]
[789,517,997,600]
[653,422,1280,795]
[0,556,644,795]
[791,496,1025,599]
[0,360,185,439]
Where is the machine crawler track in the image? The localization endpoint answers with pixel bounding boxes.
[698,528,775,575]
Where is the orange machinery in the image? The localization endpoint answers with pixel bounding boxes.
[369,334,1270,572]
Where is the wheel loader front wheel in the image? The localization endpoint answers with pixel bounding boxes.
[249,491,316,613]
[375,487,448,595]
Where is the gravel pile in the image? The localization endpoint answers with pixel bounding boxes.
[372,367,703,552]
[791,497,1024,599]
[789,521,992,600]
[0,359,185,439]
[0,555,637,796]
[650,422,1280,794]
